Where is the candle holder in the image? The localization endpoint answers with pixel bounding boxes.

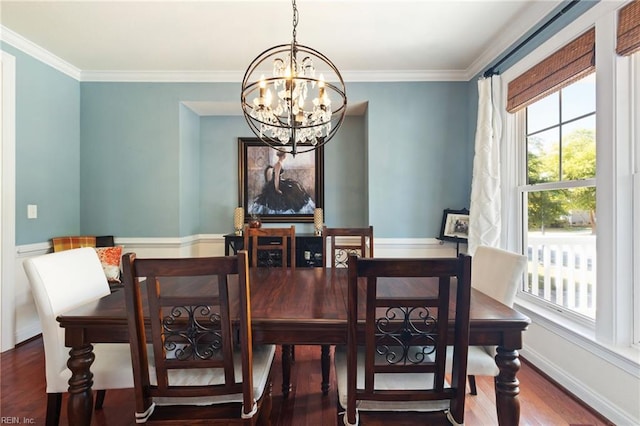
[233,207,244,235]
[314,208,323,236]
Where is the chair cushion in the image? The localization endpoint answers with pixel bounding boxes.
[334,345,450,412]
[94,246,123,282]
[446,346,499,377]
[150,344,276,406]
[467,346,499,376]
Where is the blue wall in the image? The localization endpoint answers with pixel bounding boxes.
[2,43,81,245]
[78,82,241,238]
[5,44,474,243]
[199,115,250,234]
[349,83,471,237]
[3,0,598,244]
[179,104,200,236]
[199,114,368,234]
[77,81,471,238]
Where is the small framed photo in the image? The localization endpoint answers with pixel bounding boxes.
[238,138,324,223]
[439,208,470,242]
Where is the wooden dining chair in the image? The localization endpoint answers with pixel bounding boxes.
[317,226,374,395]
[245,225,298,365]
[244,226,296,268]
[121,250,275,424]
[335,254,472,426]
[22,247,134,426]
[465,245,527,395]
[322,226,373,268]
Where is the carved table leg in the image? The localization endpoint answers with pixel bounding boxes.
[67,343,95,426]
[321,344,330,395]
[494,346,521,426]
[281,344,292,397]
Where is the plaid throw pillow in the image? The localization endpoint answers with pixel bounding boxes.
[51,236,96,252]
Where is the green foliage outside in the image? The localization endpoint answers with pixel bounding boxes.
[527,129,596,233]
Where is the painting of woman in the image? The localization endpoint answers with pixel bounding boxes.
[249,151,316,214]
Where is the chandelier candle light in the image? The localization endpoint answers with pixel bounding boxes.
[241,0,347,156]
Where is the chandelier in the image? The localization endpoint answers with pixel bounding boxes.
[241,0,347,155]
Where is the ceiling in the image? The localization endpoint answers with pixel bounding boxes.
[1,0,563,83]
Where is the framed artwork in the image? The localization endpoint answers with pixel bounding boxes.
[238,138,324,223]
[439,208,470,242]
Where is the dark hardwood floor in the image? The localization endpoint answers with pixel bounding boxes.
[1,337,612,425]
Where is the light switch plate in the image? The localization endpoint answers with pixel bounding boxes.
[27,204,37,219]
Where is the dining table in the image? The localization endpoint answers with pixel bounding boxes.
[57,266,530,426]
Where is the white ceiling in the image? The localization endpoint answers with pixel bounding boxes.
[0,0,563,82]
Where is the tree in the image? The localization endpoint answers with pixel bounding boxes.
[527,137,568,233]
[562,129,596,233]
[526,129,596,233]
[527,189,568,233]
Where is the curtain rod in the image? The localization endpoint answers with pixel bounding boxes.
[483,0,582,78]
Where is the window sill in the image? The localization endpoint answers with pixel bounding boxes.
[514,295,640,376]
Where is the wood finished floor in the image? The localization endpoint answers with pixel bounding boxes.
[1,337,612,425]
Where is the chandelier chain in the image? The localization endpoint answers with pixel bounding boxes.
[292,0,298,43]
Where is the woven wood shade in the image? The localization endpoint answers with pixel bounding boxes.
[507,28,595,113]
[617,0,640,56]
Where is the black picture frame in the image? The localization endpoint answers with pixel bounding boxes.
[238,137,324,223]
[439,208,470,242]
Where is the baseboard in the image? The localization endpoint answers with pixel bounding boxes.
[15,322,41,345]
[520,347,635,425]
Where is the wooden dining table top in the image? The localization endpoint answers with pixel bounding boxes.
[58,266,530,347]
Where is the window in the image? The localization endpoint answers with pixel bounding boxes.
[502,1,638,351]
[522,74,597,319]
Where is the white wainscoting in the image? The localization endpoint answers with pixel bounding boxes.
[14,242,49,344]
[374,238,462,258]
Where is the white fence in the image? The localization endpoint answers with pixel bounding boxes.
[526,233,596,318]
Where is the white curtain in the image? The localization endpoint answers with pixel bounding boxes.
[468,75,502,255]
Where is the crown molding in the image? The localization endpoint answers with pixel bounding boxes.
[0,25,81,80]
[341,70,468,82]
[82,68,470,83]
[2,24,470,83]
[80,70,244,83]
[1,26,472,83]
[463,1,561,79]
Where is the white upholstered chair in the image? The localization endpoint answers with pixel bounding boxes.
[465,245,528,394]
[23,247,134,425]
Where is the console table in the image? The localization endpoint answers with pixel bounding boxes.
[223,233,323,267]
